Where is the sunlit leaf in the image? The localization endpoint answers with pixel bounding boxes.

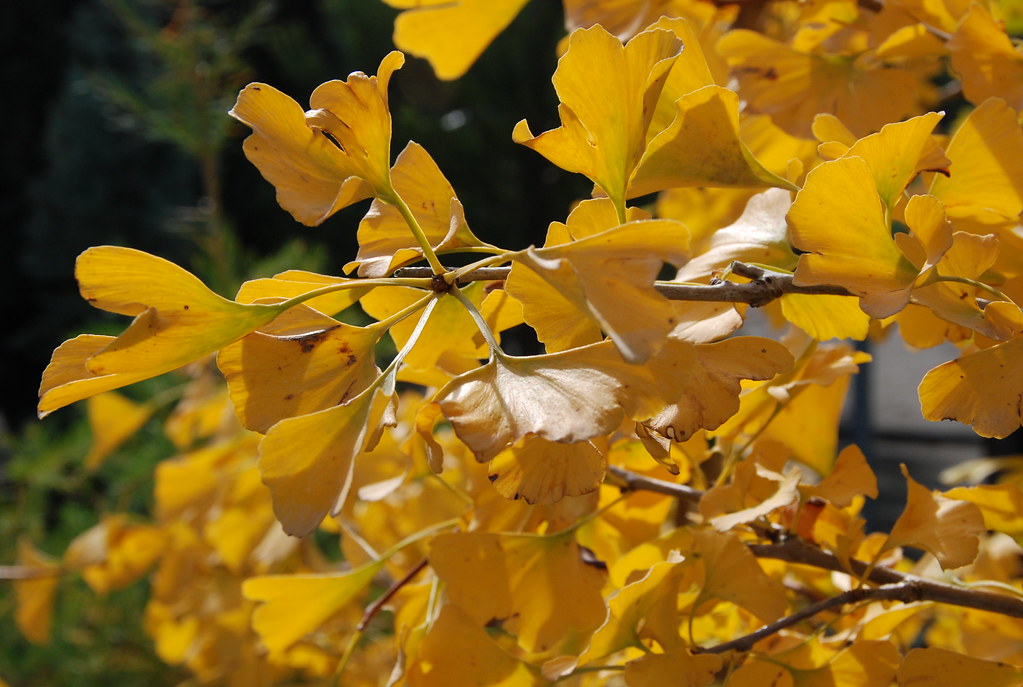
[897,647,1023,686]
[803,444,878,508]
[949,5,1023,110]
[884,465,985,569]
[229,52,404,224]
[513,24,682,209]
[63,515,165,594]
[624,646,723,686]
[488,435,606,505]
[84,391,155,469]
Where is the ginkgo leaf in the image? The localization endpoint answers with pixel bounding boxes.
[14,540,60,646]
[644,336,794,442]
[432,339,691,462]
[63,515,165,594]
[38,247,286,418]
[383,0,531,81]
[780,293,871,341]
[928,97,1023,234]
[624,648,723,687]
[840,112,948,209]
[629,85,799,198]
[258,382,396,537]
[404,603,536,686]
[511,219,690,363]
[347,141,495,277]
[243,559,383,655]
[789,156,919,318]
[217,315,380,433]
[645,16,719,135]
[919,336,1023,438]
[945,483,1023,544]
[709,466,802,532]
[229,52,404,225]
[897,647,1023,687]
[884,465,985,569]
[676,188,795,281]
[487,435,606,504]
[691,527,788,622]
[506,260,603,352]
[429,530,607,653]
[803,444,878,508]
[513,24,682,209]
[84,391,155,469]
[717,29,920,137]
[235,270,369,316]
[949,4,1023,110]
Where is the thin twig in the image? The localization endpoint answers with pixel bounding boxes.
[392,262,854,307]
[0,565,63,580]
[357,557,429,631]
[606,465,703,501]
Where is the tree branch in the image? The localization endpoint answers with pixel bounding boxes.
[392,262,853,307]
[606,464,703,501]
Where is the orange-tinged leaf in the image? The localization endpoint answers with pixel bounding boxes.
[512,219,690,363]
[348,141,494,277]
[429,531,607,653]
[14,540,60,646]
[624,647,723,687]
[884,465,985,569]
[803,444,878,508]
[645,336,794,442]
[514,24,682,208]
[404,603,537,686]
[75,246,283,377]
[258,383,395,537]
[218,318,380,433]
[243,559,383,655]
[789,157,918,318]
[949,4,1023,110]
[630,85,798,199]
[84,391,155,469]
[919,336,1023,438]
[897,647,1023,686]
[929,97,1023,232]
[488,435,606,505]
[384,0,531,81]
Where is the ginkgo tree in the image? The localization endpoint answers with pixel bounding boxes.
[13,0,1023,686]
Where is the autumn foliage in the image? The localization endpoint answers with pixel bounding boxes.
[13,0,1023,685]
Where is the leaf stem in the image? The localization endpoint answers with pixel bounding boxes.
[923,273,1017,307]
[366,292,436,334]
[449,285,504,356]
[386,191,447,275]
[274,276,433,312]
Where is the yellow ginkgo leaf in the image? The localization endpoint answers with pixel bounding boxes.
[789,156,919,318]
[928,97,1023,234]
[644,336,794,442]
[235,270,369,316]
[645,16,719,136]
[945,483,1023,544]
[624,647,723,687]
[897,647,1023,687]
[487,435,606,505]
[433,339,693,462]
[384,0,531,81]
[919,335,1023,439]
[780,293,871,341]
[514,24,682,210]
[218,314,380,434]
[949,4,1023,110]
[883,465,985,569]
[14,540,60,646]
[347,141,495,277]
[629,85,799,198]
[506,260,603,352]
[258,383,396,537]
[84,391,155,470]
[429,530,607,653]
[63,515,165,594]
[229,51,404,225]
[243,559,383,655]
[404,603,536,687]
[39,247,286,418]
[691,527,788,623]
[840,112,948,209]
[511,219,690,363]
[717,29,920,138]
